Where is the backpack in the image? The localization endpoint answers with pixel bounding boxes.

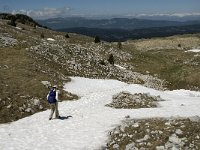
[48,90,56,104]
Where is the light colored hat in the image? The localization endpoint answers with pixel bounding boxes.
[52,85,57,88]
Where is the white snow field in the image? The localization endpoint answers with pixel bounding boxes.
[0,77,200,150]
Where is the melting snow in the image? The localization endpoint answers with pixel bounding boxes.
[15,27,22,30]
[0,77,200,150]
[185,49,200,53]
[114,64,126,70]
[47,38,55,41]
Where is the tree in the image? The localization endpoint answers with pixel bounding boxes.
[65,33,70,38]
[7,19,16,27]
[108,54,114,65]
[40,33,44,38]
[117,41,122,49]
[94,36,100,43]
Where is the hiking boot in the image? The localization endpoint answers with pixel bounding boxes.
[49,118,52,120]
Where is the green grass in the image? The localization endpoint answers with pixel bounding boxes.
[0,43,77,123]
[122,42,200,90]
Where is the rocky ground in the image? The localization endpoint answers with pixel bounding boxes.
[0,32,18,47]
[106,92,163,109]
[106,117,200,150]
[26,33,166,90]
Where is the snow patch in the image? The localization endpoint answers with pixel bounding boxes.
[114,64,126,70]
[47,38,55,41]
[15,27,22,30]
[0,77,200,150]
[185,49,200,53]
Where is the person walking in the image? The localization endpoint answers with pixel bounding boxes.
[47,85,61,120]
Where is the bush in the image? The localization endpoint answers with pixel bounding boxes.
[108,54,114,65]
[118,42,122,49]
[7,19,16,27]
[65,33,70,38]
[99,60,106,66]
[94,36,100,43]
[40,33,44,38]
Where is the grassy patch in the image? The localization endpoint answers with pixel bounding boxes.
[123,40,200,90]
[0,44,77,123]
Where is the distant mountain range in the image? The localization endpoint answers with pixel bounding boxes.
[38,17,200,42]
[38,17,200,30]
[58,24,200,42]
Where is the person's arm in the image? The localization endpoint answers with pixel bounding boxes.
[47,92,49,100]
[56,91,59,101]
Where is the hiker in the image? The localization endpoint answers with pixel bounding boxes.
[47,85,61,120]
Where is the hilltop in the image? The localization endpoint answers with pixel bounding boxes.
[0,13,45,28]
[0,15,166,123]
[0,14,200,121]
[0,14,200,149]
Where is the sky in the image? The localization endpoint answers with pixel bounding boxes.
[0,0,200,19]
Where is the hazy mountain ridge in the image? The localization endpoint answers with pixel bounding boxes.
[58,24,200,42]
[38,17,200,30]
[38,17,200,41]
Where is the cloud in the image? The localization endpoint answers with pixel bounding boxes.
[126,12,200,18]
[12,6,71,19]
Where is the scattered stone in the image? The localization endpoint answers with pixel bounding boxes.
[175,129,183,135]
[169,134,182,145]
[125,143,138,150]
[125,115,130,118]
[113,144,119,149]
[106,92,163,109]
[39,105,43,110]
[7,104,12,109]
[106,118,200,149]
[0,33,17,47]
[156,146,165,150]
[33,98,40,106]
[25,108,33,113]
[19,107,24,112]
[133,123,139,128]
[3,65,9,69]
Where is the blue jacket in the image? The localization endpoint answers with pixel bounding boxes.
[47,90,57,104]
